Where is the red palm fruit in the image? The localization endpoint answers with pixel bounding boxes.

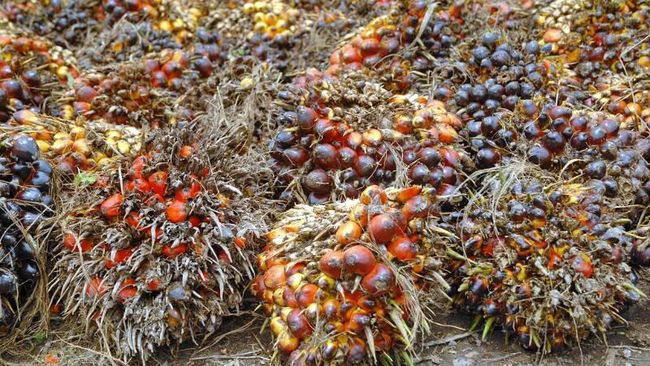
[85,276,107,299]
[287,308,313,339]
[278,332,299,354]
[361,263,395,295]
[348,204,369,227]
[117,278,137,303]
[251,275,266,296]
[374,331,394,351]
[319,250,345,278]
[148,171,168,196]
[166,200,188,223]
[314,119,339,143]
[388,236,417,261]
[162,243,188,258]
[296,106,317,131]
[179,145,193,158]
[130,156,146,178]
[175,181,201,202]
[438,124,458,144]
[63,233,93,252]
[106,248,134,268]
[101,193,123,218]
[125,212,142,229]
[147,278,162,292]
[346,309,370,333]
[572,253,593,278]
[343,245,376,275]
[396,186,422,203]
[359,185,387,205]
[402,194,431,219]
[341,44,363,64]
[283,287,299,308]
[369,213,399,244]
[76,86,98,103]
[264,265,287,290]
[323,298,340,319]
[126,177,151,193]
[295,284,319,308]
[312,143,339,169]
[336,221,362,245]
[345,132,363,149]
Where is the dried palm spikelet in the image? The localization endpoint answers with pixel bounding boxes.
[444,160,644,353]
[253,184,453,365]
[48,107,273,361]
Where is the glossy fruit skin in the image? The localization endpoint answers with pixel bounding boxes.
[101,193,124,218]
[319,250,344,278]
[368,214,399,244]
[343,245,377,275]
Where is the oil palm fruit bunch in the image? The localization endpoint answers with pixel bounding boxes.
[49,120,271,360]
[539,0,650,106]
[0,30,78,123]
[1,0,101,48]
[446,32,556,170]
[0,133,51,342]
[9,110,142,174]
[253,184,450,365]
[270,71,470,204]
[326,0,465,91]
[56,49,213,126]
[445,163,643,353]
[513,106,650,219]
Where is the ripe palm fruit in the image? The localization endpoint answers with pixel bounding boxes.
[254,185,448,364]
[326,0,465,91]
[445,164,641,353]
[60,52,207,126]
[0,134,51,342]
[0,30,78,123]
[50,123,271,360]
[270,71,470,204]
[539,1,650,106]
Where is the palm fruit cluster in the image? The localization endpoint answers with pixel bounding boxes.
[270,72,470,204]
[10,110,142,174]
[325,0,465,91]
[50,119,270,360]
[0,29,78,123]
[537,1,650,110]
[444,166,641,352]
[253,185,448,365]
[0,134,51,340]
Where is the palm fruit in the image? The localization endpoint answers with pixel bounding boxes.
[49,120,271,360]
[57,48,216,126]
[270,71,470,204]
[243,0,300,41]
[540,1,650,107]
[444,164,642,353]
[2,0,101,47]
[10,110,143,174]
[0,29,78,123]
[326,0,465,91]
[253,185,448,364]
[0,133,51,343]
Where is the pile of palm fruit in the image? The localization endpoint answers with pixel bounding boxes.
[0,0,648,364]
